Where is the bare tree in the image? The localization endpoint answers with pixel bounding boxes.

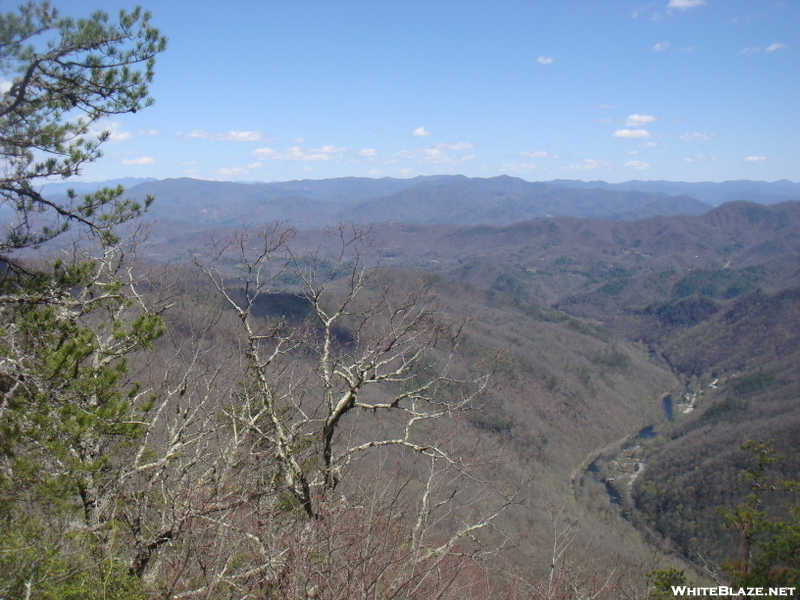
[192,224,493,517]
[123,223,518,599]
[0,219,645,599]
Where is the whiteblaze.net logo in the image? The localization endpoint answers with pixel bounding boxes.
[671,586,796,597]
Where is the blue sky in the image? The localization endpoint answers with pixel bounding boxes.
[47,0,799,183]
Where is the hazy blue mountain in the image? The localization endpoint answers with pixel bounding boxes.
[101,175,714,229]
[244,176,437,203]
[42,177,157,196]
[47,175,800,229]
[549,178,800,206]
[43,175,799,209]
[334,179,710,225]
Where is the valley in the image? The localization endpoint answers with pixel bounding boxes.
[136,180,800,586]
[15,174,800,596]
[3,1,797,595]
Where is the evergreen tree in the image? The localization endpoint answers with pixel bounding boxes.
[0,3,166,596]
[719,440,800,589]
[0,1,166,254]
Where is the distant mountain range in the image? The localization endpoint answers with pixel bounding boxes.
[42,175,800,229]
[37,174,800,576]
[41,177,158,196]
[549,178,800,206]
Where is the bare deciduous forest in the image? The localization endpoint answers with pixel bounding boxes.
[0,3,798,599]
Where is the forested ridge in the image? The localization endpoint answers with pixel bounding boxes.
[0,3,798,599]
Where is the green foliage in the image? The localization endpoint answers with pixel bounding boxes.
[647,568,688,600]
[564,318,610,341]
[1,265,164,449]
[0,2,166,594]
[752,505,800,587]
[645,296,720,327]
[0,257,165,592]
[701,397,749,424]
[467,410,515,435]
[554,255,577,267]
[719,440,800,589]
[492,269,529,300]
[0,495,148,598]
[673,267,765,300]
[0,530,146,599]
[596,276,632,296]
[733,372,777,395]
[522,301,568,323]
[592,347,630,370]
[231,288,312,321]
[0,1,167,252]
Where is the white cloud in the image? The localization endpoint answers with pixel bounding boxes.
[182,130,205,139]
[253,145,347,162]
[683,153,716,162]
[623,160,651,170]
[521,151,548,158]
[412,127,432,137]
[107,127,133,143]
[537,56,554,65]
[667,0,705,9]
[680,132,716,141]
[395,148,442,160]
[217,167,249,176]
[358,148,377,156]
[739,46,761,54]
[391,140,474,164]
[252,148,278,159]
[180,129,263,142]
[393,147,475,165]
[88,120,159,143]
[682,46,696,52]
[653,42,670,51]
[227,131,262,142]
[612,129,652,139]
[294,136,306,143]
[437,142,474,150]
[745,156,766,162]
[122,156,155,165]
[626,114,658,127]
[562,159,610,171]
[765,43,789,53]
[0,79,12,93]
[311,145,347,154]
[500,163,538,172]
[641,141,659,148]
